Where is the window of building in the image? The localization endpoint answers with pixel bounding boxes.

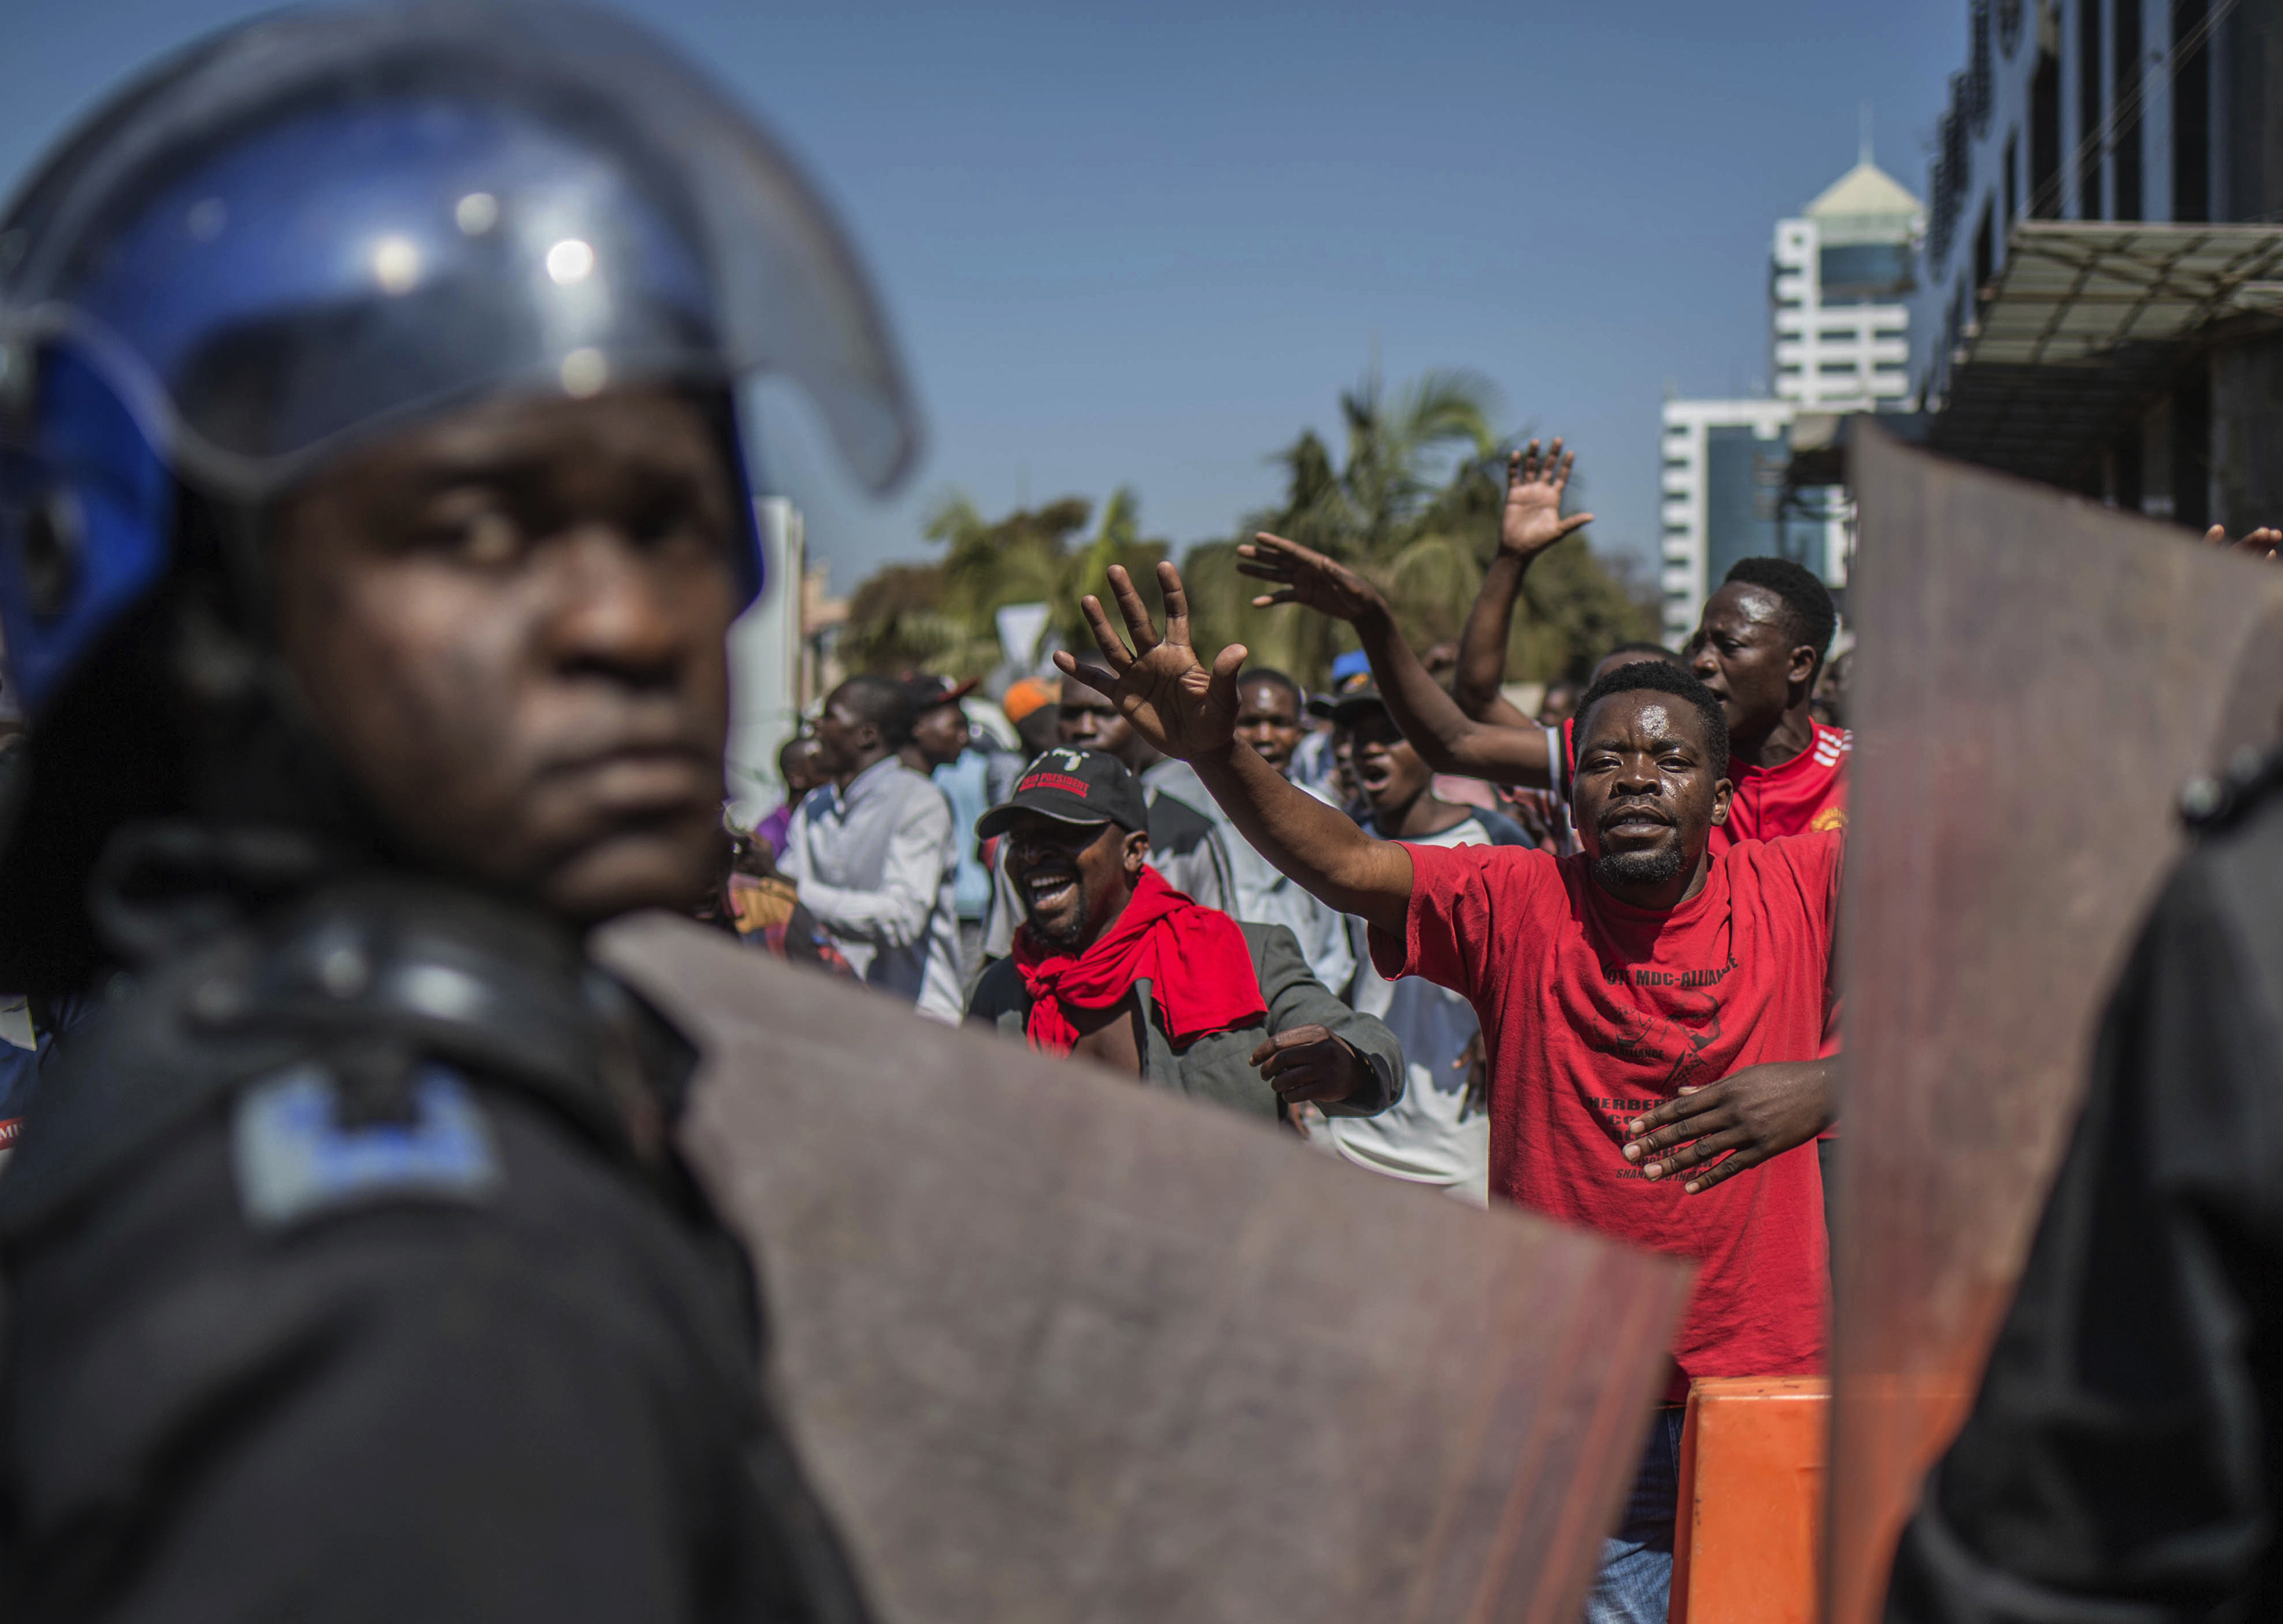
[2174,0,2211,222]
[2004,129,2019,232]
[1819,242,1915,298]
[2113,0,2143,219]
[2030,29,2063,216]
[2078,0,2104,219]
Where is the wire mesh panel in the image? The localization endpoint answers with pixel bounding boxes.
[598,914,1693,1624]
[1826,425,2283,1623]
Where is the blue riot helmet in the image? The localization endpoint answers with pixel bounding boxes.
[0,0,919,717]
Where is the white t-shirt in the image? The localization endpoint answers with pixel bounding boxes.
[1325,815,1494,1194]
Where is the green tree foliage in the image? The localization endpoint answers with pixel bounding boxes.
[1190,367,1659,685]
[841,365,1659,687]
[835,490,1169,677]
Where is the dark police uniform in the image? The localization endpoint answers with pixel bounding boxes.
[1885,750,2283,1622]
[0,875,870,1624]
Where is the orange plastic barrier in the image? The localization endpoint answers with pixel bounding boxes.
[1667,1376,1829,1624]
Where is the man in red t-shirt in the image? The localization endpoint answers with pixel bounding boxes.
[1058,559,1837,1624]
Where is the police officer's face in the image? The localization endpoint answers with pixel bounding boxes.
[272,387,740,923]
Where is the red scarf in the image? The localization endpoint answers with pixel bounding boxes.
[1012,866,1266,1056]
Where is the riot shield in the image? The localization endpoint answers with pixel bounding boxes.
[1826,425,2283,1622]
[596,914,1693,1624]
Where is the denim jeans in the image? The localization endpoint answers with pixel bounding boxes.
[1583,1406,1686,1624]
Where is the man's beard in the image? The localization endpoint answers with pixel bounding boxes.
[1025,873,1095,950]
[1594,844,1685,890]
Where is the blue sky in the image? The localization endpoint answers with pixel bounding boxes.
[1,1,1967,593]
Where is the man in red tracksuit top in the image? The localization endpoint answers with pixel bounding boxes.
[1061,559,1838,1624]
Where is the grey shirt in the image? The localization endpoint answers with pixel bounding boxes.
[1143,757,1356,995]
[782,755,962,1020]
[967,921,1402,1122]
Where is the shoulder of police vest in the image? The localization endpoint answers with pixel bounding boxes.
[0,883,683,1243]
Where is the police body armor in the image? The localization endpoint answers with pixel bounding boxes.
[0,842,870,1622]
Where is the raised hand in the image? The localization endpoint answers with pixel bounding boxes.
[2205,523,2282,563]
[1056,560,1248,762]
[1235,532,1385,623]
[1501,438,1593,562]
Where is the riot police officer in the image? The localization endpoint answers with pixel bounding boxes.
[0,5,917,1618]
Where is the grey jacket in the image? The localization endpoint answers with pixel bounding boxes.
[968,922,1403,1122]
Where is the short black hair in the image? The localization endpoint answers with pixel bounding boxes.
[831,673,916,746]
[1237,666,1303,709]
[1722,557,1837,678]
[1601,640,1682,664]
[1574,661,1730,779]
[777,733,820,772]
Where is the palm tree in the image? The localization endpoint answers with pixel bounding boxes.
[1186,366,1657,686]
[840,364,1659,690]
[1187,367,1500,679]
[838,488,1169,679]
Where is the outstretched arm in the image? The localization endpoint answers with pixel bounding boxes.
[1237,534,1556,787]
[1054,561,1414,938]
[1452,439,1595,725]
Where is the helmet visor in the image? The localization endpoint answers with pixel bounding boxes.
[0,2,920,498]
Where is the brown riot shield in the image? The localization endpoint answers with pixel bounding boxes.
[594,913,1690,1624]
[1826,424,2283,1623]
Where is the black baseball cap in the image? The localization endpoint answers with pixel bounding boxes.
[903,672,979,711]
[1324,685,1390,725]
[1306,654,1378,720]
[975,747,1148,840]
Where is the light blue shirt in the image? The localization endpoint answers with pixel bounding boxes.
[931,749,994,922]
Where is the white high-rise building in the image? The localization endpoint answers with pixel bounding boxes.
[1658,151,1922,642]
[1772,161,1923,410]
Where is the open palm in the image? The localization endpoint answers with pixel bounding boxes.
[1502,437,1594,562]
[1057,561,1247,762]
[1234,532,1384,623]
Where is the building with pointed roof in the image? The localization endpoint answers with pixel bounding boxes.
[1657,153,1921,641]
[1774,157,1924,411]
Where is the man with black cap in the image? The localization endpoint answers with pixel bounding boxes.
[966,749,1401,1123]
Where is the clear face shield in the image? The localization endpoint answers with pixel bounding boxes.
[0,1,920,712]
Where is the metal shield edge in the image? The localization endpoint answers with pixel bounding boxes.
[1824,423,2283,1624]
[596,910,1693,1624]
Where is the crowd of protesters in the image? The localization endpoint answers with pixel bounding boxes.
[11,10,2280,1619]
[727,440,1856,1623]
[679,431,2280,1623]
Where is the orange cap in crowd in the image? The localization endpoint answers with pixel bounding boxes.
[1001,676,1060,724]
